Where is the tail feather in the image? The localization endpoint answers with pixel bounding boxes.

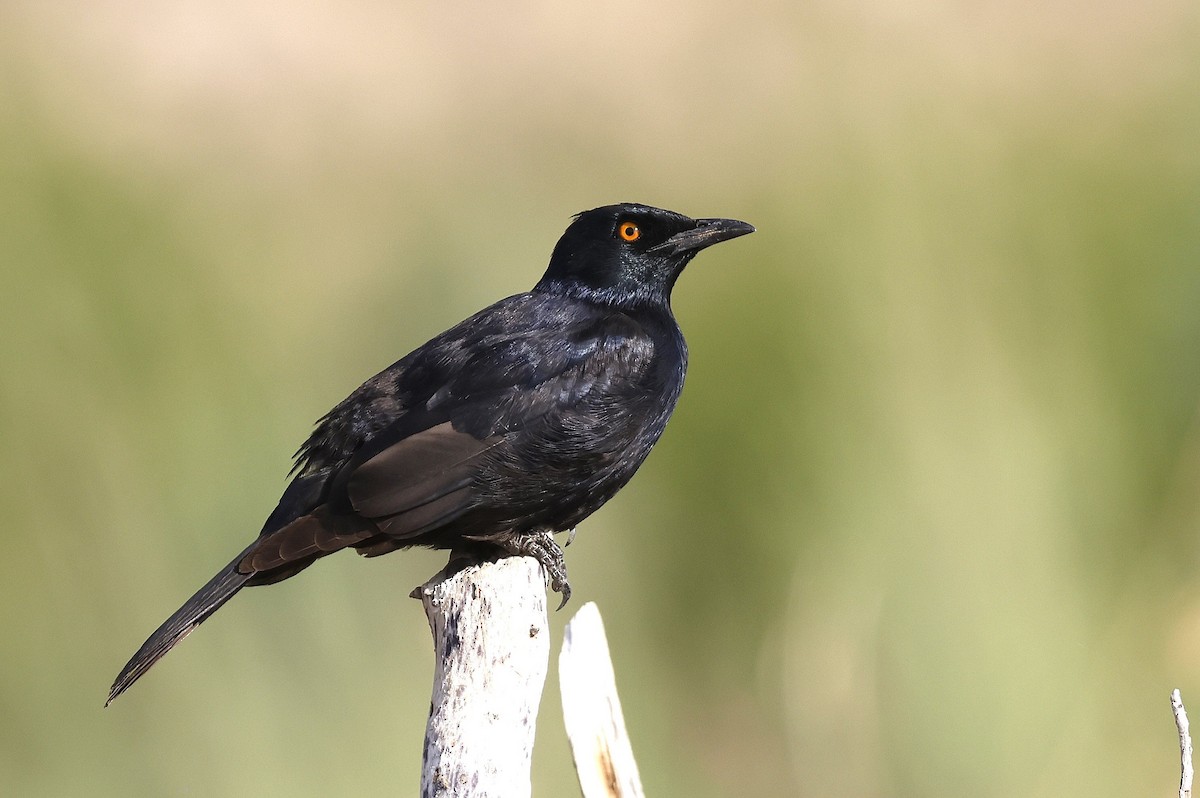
[107,508,378,705]
[107,551,252,706]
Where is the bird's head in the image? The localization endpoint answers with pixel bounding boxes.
[535,203,754,309]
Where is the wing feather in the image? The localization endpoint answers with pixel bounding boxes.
[346,421,502,517]
[373,485,475,540]
[240,508,373,574]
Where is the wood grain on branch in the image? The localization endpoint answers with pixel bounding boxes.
[415,555,550,798]
[1174,689,1194,798]
[559,601,645,798]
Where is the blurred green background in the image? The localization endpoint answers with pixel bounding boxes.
[3,0,1199,795]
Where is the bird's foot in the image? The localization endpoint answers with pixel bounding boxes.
[562,527,577,547]
[498,530,571,610]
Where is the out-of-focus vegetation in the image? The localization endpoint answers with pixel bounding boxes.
[2,0,1199,795]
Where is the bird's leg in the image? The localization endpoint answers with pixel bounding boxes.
[496,529,571,610]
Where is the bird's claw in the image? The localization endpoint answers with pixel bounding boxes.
[499,530,571,610]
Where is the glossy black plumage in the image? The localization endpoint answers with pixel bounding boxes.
[107,203,753,704]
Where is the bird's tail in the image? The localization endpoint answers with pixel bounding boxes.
[106,548,254,706]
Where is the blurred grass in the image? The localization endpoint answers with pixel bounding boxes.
[2,0,1200,795]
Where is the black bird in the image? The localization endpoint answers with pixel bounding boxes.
[107,202,753,704]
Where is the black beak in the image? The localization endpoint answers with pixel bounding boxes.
[648,217,756,257]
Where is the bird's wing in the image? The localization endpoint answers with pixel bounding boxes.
[247,297,657,573]
[337,303,656,538]
[342,420,499,532]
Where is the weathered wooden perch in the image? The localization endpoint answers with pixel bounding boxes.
[559,602,645,798]
[414,554,550,798]
[1174,688,1194,798]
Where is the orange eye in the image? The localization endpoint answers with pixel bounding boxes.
[618,221,641,242]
